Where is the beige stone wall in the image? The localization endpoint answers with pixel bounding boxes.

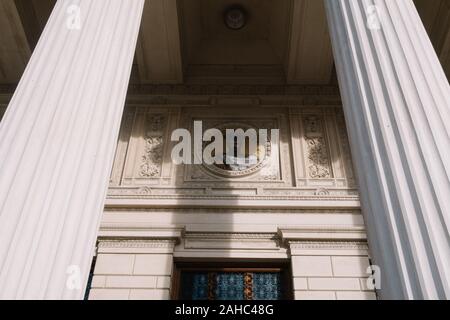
[88,240,175,300]
[88,241,376,300]
[290,245,376,300]
[87,217,376,300]
[88,102,376,300]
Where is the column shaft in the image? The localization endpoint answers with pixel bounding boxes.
[0,0,145,299]
[325,0,450,299]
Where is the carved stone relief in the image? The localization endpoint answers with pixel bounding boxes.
[303,115,333,179]
[201,122,273,179]
[139,114,166,178]
[108,105,358,201]
[182,115,285,185]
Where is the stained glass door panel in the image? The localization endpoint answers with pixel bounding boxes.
[180,272,282,300]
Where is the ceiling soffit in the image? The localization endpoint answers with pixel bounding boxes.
[0,0,448,86]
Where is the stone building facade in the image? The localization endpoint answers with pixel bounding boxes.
[0,0,449,300]
[87,92,375,300]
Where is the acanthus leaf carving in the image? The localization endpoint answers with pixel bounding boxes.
[139,114,166,178]
[140,136,163,177]
[303,116,333,179]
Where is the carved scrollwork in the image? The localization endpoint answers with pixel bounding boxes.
[315,188,330,196]
[303,116,333,179]
[140,136,163,177]
[306,137,331,178]
[139,114,166,178]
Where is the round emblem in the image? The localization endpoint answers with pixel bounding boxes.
[202,123,271,178]
[224,6,247,30]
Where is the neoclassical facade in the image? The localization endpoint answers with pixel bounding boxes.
[0,0,449,300]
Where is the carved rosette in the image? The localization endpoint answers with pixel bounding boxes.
[303,116,333,179]
[140,114,166,178]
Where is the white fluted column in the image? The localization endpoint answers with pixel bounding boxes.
[0,0,144,299]
[325,0,450,299]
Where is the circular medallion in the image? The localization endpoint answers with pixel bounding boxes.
[224,6,247,30]
[202,123,271,178]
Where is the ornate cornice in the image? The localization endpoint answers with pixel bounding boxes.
[107,186,359,201]
[103,207,361,215]
[288,240,368,250]
[97,239,176,249]
[185,233,279,240]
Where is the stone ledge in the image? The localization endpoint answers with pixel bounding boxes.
[278,225,367,242]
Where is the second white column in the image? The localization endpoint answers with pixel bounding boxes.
[325,0,450,299]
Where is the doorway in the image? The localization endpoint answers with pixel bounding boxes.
[172,262,293,300]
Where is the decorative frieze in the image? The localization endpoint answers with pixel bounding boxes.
[139,114,166,178]
[303,115,333,179]
[96,239,177,255]
[107,186,359,202]
[98,239,177,249]
[290,108,355,189]
[185,233,279,240]
[103,207,361,215]
[120,109,173,186]
[109,106,357,201]
[288,241,368,251]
